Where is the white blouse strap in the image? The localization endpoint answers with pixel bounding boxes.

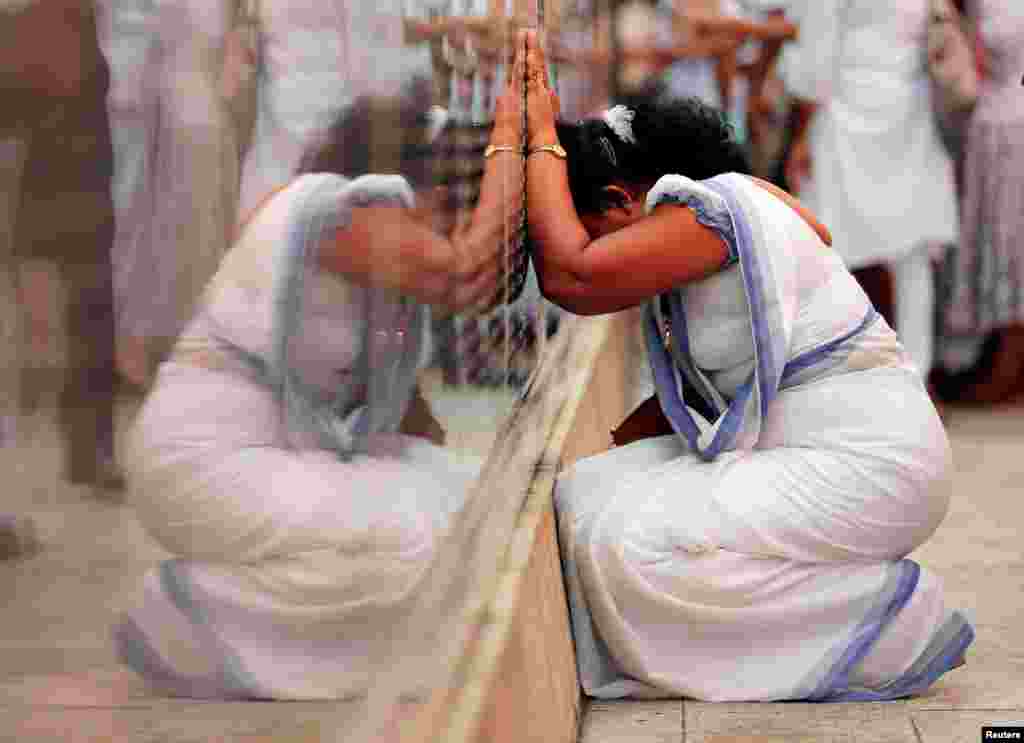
[645,174,730,219]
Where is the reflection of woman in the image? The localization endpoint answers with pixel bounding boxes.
[114,69,524,699]
[519,32,971,701]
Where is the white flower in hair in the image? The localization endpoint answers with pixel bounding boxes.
[426,106,449,144]
[602,105,637,145]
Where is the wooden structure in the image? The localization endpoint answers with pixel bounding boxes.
[387,5,644,741]
[464,310,637,743]
[392,309,639,743]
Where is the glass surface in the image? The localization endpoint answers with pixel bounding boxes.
[0,1,571,741]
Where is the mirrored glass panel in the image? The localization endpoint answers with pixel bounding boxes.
[0,0,578,740]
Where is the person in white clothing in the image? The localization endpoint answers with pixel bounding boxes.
[115,63,525,699]
[237,0,427,217]
[781,0,958,381]
[520,30,970,702]
[117,0,243,383]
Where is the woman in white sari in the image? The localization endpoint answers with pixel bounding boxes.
[114,71,524,699]
[520,32,971,701]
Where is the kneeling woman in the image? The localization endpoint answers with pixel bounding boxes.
[520,33,972,701]
[114,73,525,699]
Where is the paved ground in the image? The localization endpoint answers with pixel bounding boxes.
[1,389,1022,742]
[0,377,520,743]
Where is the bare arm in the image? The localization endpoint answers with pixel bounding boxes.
[532,198,731,316]
[560,38,728,68]
[525,141,727,314]
[741,11,791,101]
[788,98,819,144]
[688,13,797,43]
[318,50,525,316]
[318,146,523,316]
[520,31,727,315]
[783,98,818,194]
[523,22,828,315]
[714,44,738,113]
[531,174,831,315]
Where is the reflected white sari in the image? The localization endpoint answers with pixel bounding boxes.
[557,173,973,702]
[117,174,480,700]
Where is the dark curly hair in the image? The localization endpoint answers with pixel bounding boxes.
[556,96,750,215]
[297,76,441,191]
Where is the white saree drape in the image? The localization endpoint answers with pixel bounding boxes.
[556,173,973,702]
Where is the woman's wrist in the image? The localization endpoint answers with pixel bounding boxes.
[489,126,522,150]
[528,126,560,151]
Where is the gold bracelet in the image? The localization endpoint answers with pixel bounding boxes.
[483,144,524,159]
[527,143,568,160]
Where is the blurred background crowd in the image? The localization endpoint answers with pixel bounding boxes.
[1,0,1022,556]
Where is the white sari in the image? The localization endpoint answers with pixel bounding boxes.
[556,173,973,701]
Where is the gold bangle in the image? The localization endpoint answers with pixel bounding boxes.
[483,144,523,159]
[527,143,568,160]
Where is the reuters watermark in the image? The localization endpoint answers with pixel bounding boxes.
[984,727,1024,741]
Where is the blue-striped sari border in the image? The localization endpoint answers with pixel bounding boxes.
[113,613,242,700]
[645,174,783,461]
[704,175,783,420]
[826,612,974,702]
[781,307,880,387]
[644,306,704,449]
[665,292,754,460]
[159,559,271,700]
[799,559,920,701]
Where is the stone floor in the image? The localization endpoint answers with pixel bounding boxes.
[1,391,1023,742]
[579,406,1024,743]
[0,377,518,743]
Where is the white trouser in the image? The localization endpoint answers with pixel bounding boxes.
[891,244,935,380]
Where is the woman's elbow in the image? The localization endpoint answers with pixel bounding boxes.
[538,283,615,316]
[541,268,650,315]
[537,270,590,315]
[554,297,611,316]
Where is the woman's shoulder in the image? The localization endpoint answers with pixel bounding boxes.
[645,173,732,219]
[240,172,417,232]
